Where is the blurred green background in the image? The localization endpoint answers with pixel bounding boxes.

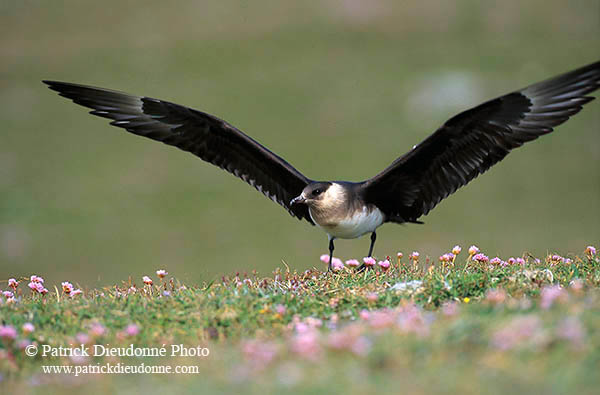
[1,0,598,286]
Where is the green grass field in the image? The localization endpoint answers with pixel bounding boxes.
[1,246,599,394]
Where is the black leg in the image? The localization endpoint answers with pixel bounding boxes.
[328,238,335,272]
[368,231,377,257]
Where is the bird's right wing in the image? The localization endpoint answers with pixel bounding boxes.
[362,61,599,223]
[43,81,315,224]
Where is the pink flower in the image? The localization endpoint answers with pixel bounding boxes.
[319,254,331,264]
[29,282,48,294]
[242,339,279,367]
[2,291,14,299]
[452,245,462,255]
[409,251,420,261]
[142,276,153,285]
[439,253,454,263]
[22,323,35,334]
[556,317,585,349]
[331,258,344,271]
[275,304,287,315]
[76,333,91,345]
[156,269,168,278]
[290,329,321,360]
[362,257,376,267]
[516,257,526,266]
[442,301,459,317]
[486,288,507,305]
[540,285,567,309]
[366,292,378,302]
[468,245,479,256]
[490,257,503,266]
[491,315,542,351]
[70,289,83,297]
[30,275,44,284]
[62,282,74,294]
[473,253,489,264]
[396,252,403,259]
[90,323,106,337]
[0,325,17,340]
[345,259,360,268]
[507,257,516,265]
[124,324,140,336]
[377,259,390,271]
[8,278,18,289]
[585,245,596,257]
[359,310,370,320]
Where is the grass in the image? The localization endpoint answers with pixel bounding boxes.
[1,246,599,394]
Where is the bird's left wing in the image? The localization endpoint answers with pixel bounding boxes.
[43,81,314,224]
[362,61,600,223]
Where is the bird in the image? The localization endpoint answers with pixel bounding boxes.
[43,60,600,271]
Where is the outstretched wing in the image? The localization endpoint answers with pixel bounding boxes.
[43,81,314,224]
[362,61,600,223]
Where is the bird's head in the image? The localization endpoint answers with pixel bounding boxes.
[290,182,333,207]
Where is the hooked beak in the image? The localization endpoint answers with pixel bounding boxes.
[290,194,306,206]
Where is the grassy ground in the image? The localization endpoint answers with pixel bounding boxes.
[1,245,599,394]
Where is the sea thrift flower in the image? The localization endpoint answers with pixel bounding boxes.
[366,292,378,302]
[331,258,344,271]
[473,253,489,264]
[377,259,390,271]
[30,275,44,284]
[76,333,91,345]
[362,257,376,267]
[142,276,153,285]
[439,253,454,263]
[585,245,596,258]
[397,252,403,259]
[8,278,18,289]
[540,285,566,309]
[490,257,502,266]
[2,291,13,299]
[507,257,516,265]
[90,323,106,337]
[156,269,168,278]
[409,251,419,262]
[516,257,526,266]
[442,301,459,317]
[452,245,462,255]
[486,288,507,305]
[0,325,17,340]
[468,245,479,256]
[242,339,279,367]
[345,259,360,268]
[62,282,74,294]
[556,317,585,349]
[359,309,370,320]
[275,304,287,315]
[70,289,83,297]
[22,323,35,334]
[125,324,140,336]
[320,254,331,264]
[491,315,542,351]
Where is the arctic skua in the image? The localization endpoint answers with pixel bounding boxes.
[44,61,600,271]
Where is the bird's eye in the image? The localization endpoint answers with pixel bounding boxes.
[312,189,322,196]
